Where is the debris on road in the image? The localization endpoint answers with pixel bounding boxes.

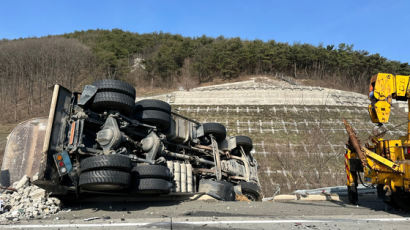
[261,197,274,202]
[83,217,100,221]
[273,193,342,202]
[235,194,250,202]
[0,175,62,222]
[293,185,376,196]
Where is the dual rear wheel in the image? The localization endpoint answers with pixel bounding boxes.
[89,79,172,131]
[90,79,136,115]
[79,155,172,194]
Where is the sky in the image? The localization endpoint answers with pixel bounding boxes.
[1,0,409,62]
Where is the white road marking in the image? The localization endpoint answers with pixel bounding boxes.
[365,218,410,222]
[5,218,410,229]
[2,222,153,228]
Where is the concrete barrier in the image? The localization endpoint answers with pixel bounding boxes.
[273,194,341,202]
[273,195,297,201]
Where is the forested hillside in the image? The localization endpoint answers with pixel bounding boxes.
[64,29,410,91]
[0,29,409,124]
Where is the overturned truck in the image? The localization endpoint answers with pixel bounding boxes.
[1,80,261,201]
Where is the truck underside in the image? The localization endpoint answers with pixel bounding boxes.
[1,80,261,201]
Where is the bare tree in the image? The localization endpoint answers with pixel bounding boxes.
[0,37,101,123]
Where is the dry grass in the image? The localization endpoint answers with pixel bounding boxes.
[135,87,176,97]
[133,75,262,97]
[235,194,251,202]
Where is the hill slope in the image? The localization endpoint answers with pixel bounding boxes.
[1,29,410,124]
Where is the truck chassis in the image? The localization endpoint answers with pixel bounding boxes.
[2,79,261,201]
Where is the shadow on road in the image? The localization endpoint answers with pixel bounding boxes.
[337,194,410,215]
[57,194,184,212]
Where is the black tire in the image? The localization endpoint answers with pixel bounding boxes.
[92,79,136,98]
[198,179,235,201]
[79,170,130,191]
[236,136,253,153]
[240,181,262,201]
[135,109,171,130]
[203,123,227,142]
[387,188,410,211]
[91,92,135,115]
[135,99,171,113]
[80,155,131,172]
[132,164,172,180]
[135,178,172,194]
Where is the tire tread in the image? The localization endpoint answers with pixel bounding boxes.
[92,92,135,115]
[92,79,136,98]
[80,155,131,172]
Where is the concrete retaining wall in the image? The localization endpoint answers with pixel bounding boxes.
[137,78,370,107]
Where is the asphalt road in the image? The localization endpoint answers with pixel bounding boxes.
[2,194,410,229]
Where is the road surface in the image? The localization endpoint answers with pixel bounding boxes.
[2,194,410,229]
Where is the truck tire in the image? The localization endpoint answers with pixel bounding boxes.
[135,178,172,194]
[135,109,171,130]
[92,79,136,98]
[135,99,171,113]
[240,181,262,201]
[386,188,410,211]
[198,179,235,201]
[80,155,131,172]
[79,170,130,191]
[203,123,227,142]
[235,136,253,153]
[91,92,135,115]
[131,164,172,180]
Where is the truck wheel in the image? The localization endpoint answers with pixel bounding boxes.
[91,92,135,115]
[198,179,235,201]
[388,188,410,211]
[239,181,262,201]
[132,164,172,180]
[80,155,131,172]
[135,109,171,130]
[135,99,171,113]
[92,79,136,98]
[135,178,172,194]
[203,123,227,142]
[235,136,253,153]
[79,170,130,191]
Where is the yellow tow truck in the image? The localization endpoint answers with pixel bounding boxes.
[344,73,410,208]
